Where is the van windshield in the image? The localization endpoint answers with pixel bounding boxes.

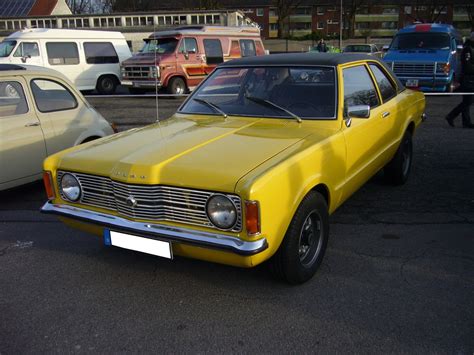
[0,41,17,57]
[141,38,178,54]
[390,33,450,50]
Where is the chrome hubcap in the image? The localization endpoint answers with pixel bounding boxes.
[175,85,184,95]
[298,210,323,267]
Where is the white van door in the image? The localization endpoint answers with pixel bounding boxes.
[11,41,42,66]
[44,41,88,90]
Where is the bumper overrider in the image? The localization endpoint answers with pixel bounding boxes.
[41,202,268,256]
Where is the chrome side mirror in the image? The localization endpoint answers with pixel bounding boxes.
[382,45,389,52]
[347,105,370,118]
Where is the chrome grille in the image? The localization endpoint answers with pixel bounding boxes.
[393,62,435,76]
[57,171,242,232]
[122,66,153,79]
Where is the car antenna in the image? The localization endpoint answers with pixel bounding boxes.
[154,21,160,124]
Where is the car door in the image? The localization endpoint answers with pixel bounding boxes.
[11,41,42,66]
[29,77,87,154]
[0,77,47,188]
[340,63,391,200]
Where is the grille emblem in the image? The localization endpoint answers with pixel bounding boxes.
[126,196,137,208]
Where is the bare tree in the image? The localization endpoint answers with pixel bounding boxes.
[273,0,305,38]
[343,0,366,38]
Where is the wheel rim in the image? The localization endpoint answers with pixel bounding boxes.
[401,138,412,177]
[298,210,323,267]
[102,78,113,91]
[175,83,184,95]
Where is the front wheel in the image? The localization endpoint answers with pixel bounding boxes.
[384,130,413,185]
[167,77,186,97]
[271,191,329,284]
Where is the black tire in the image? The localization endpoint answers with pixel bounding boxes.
[271,191,329,284]
[167,77,186,97]
[96,75,117,95]
[384,130,413,185]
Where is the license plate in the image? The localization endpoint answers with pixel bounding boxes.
[121,80,132,86]
[405,79,419,87]
[104,230,172,259]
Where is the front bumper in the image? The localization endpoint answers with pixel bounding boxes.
[41,202,268,256]
[398,76,451,92]
[121,80,162,89]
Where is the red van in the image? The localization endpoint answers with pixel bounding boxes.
[120,26,266,95]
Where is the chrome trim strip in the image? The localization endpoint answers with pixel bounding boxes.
[41,202,267,256]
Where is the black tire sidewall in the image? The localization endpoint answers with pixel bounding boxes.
[97,76,117,95]
[385,130,413,185]
[167,77,186,95]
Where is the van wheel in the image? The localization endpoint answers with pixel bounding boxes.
[167,77,186,97]
[96,75,117,95]
[270,191,329,284]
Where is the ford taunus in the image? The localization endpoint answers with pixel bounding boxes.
[41,53,426,284]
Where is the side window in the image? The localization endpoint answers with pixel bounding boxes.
[179,38,198,53]
[369,64,397,102]
[13,42,40,57]
[203,39,223,65]
[240,39,256,57]
[46,42,79,65]
[343,65,379,108]
[84,42,119,64]
[31,79,77,113]
[0,81,28,117]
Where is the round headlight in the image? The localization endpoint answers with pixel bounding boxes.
[206,194,237,230]
[61,173,81,202]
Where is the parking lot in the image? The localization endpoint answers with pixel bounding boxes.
[0,95,473,352]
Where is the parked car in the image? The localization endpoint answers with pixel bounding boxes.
[41,53,426,284]
[309,45,341,53]
[0,64,115,191]
[383,23,463,92]
[343,44,383,58]
[121,25,266,95]
[0,28,132,94]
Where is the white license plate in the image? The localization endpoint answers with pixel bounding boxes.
[405,79,419,87]
[106,230,172,259]
[121,80,132,86]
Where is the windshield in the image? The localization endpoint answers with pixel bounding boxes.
[0,41,17,57]
[141,38,178,54]
[344,45,371,53]
[390,33,450,50]
[180,66,336,119]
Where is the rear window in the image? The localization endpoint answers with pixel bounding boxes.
[46,42,79,65]
[84,42,119,64]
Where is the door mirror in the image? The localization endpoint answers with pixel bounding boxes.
[183,51,189,60]
[347,105,370,118]
[382,45,389,52]
[21,55,31,63]
[456,44,463,51]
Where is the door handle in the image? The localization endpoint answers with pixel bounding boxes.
[382,111,390,118]
[25,122,40,127]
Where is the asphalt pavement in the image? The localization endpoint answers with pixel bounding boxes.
[0,95,473,353]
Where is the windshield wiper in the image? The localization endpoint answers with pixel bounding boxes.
[192,98,227,118]
[245,95,302,123]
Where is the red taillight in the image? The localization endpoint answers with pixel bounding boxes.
[43,171,55,200]
[245,200,260,236]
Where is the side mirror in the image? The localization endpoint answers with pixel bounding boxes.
[183,51,189,60]
[21,54,31,63]
[382,45,389,52]
[456,44,463,51]
[344,105,370,127]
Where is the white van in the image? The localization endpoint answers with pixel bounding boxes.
[0,28,131,94]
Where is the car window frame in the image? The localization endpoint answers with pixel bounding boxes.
[341,63,381,112]
[0,78,30,117]
[30,77,79,114]
[367,62,398,103]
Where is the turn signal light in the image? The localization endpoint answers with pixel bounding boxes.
[43,171,55,200]
[245,200,260,236]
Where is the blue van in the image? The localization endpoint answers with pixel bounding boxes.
[383,23,463,92]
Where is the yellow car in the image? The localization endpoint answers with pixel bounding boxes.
[41,53,426,284]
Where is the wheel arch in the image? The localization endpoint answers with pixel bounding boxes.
[164,74,187,89]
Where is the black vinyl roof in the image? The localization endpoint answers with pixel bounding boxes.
[219,53,384,67]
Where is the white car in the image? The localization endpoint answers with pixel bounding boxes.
[0,64,115,191]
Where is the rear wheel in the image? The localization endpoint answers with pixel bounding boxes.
[96,75,117,95]
[384,130,413,185]
[271,191,329,284]
[167,77,186,97]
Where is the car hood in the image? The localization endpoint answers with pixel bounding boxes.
[122,53,172,65]
[56,115,334,192]
[384,49,450,62]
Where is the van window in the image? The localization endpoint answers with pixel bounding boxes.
[179,38,198,53]
[46,42,80,65]
[0,81,28,117]
[0,40,16,57]
[240,40,256,57]
[84,42,119,64]
[13,42,40,58]
[203,39,223,65]
[31,79,77,113]
[141,38,178,54]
